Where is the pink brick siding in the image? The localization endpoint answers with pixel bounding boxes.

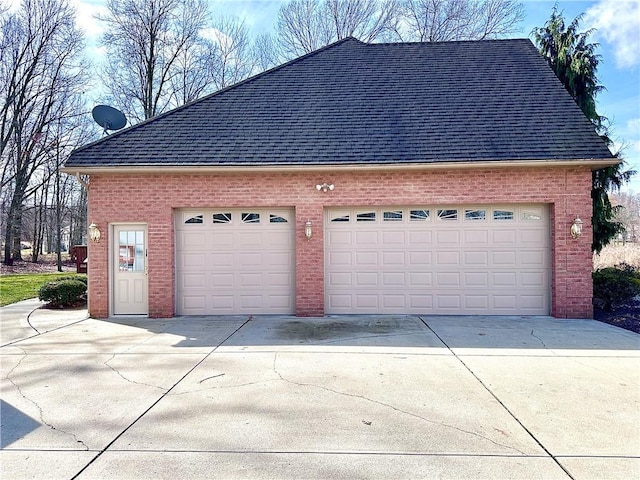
[86,166,594,319]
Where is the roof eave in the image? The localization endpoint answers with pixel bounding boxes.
[62,158,620,176]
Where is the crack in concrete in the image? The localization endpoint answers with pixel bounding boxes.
[5,354,90,450]
[271,352,526,455]
[1,315,89,348]
[25,305,42,334]
[103,353,168,392]
[422,318,576,480]
[170,378,281,396]
[532,330,635,384]
[530,329,554,352]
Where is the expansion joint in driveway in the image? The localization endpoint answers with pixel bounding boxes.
[69,315,254,480]
[418,317,576,480]
[1,309,89,348]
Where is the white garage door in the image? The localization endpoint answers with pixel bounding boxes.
[325,205,550,315]
[175,208,295,315]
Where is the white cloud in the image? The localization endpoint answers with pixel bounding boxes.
[616,117,640,192]
[624,118,640,160]
[201,26,233,47]
[585,0,640,69]
[71,0,108,41]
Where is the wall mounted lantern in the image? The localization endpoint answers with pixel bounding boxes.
[305,220,312,240]
[316,183,334,192]
[570,216,583,239]
[88,223,101,243]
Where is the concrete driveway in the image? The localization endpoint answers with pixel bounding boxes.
[1,301,639,479]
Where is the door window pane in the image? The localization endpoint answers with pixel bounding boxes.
[119,230,145,272]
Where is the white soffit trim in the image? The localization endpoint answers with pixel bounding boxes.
[62,158,619,175]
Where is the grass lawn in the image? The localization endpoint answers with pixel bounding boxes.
[0,273,84,307]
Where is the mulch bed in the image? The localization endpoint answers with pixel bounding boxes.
[0,259,76,275]
[594,296,640,334]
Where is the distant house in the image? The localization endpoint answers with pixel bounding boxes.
[64,38,616,319]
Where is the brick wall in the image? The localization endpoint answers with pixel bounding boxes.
[87,165,593,319]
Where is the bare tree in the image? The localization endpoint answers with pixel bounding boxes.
[277,0,398,57]
[397,0,524,42]
[169,31,215,106]
[1,0,89,265]
[275,0,521,57]
[208,15,256,90]
[612,192,640,243]
[325,0,398,42]
[252,33,282,72]
[98,0,209,122]
[277,0,332,57]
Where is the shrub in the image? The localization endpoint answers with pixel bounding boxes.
[57,275,87,285]
[593,264,640,311]
[38,279,87,307]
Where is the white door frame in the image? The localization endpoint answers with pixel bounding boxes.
[110,223,148,315]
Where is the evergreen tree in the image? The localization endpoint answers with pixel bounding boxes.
[532,6,634,253]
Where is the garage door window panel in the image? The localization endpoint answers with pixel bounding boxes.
[184,214,203,224]
[213,213,232,223]
[521,208,543,221]
[465,209,486,220]
[384,211,403,221]
[357,211,376,222]
[242,212,261,223]
[270,214,289,223]
[410,209,430,221]
[493,209,514,221]
[437,209,458,220]
[331,211,350,222]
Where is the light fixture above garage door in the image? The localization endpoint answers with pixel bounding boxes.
[316,183,334,192]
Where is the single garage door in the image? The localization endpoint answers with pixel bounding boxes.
[325,205,550,315]
[175,208,295,315]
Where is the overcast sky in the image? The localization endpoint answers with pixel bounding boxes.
[66,0,640,191]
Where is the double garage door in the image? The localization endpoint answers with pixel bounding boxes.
[175,205,549,316]
[325,205,549,315]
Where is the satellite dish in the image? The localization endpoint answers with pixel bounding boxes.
[92,105,127,135]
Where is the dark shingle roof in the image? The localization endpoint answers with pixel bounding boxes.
[66,38,614,168]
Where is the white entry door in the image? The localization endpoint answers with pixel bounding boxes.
[113,225,148,315]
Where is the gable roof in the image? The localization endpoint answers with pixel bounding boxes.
[66,37,615,170]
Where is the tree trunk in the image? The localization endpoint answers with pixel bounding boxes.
[56,168,62,272]
[32,193,40,262]
[3,211,14,265]
[4,183,25,264]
